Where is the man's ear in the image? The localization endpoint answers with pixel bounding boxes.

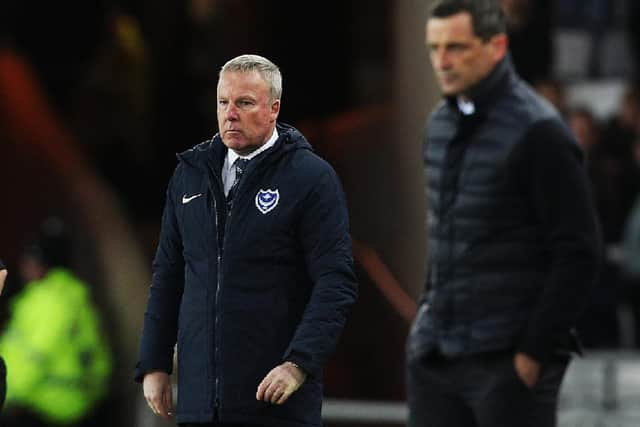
[270,99,280,121]
[489,33,509,63]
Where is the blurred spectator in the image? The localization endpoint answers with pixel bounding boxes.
[0,32,153,424]
[601,85,640,158]
[619,138,640,346]
[565,106,620,348]
[535,78,569,118]
[596,85,640,244]
[0,218,112,427]
[567,106,600,159]
[571,87,640,349]
[622,139,640,278]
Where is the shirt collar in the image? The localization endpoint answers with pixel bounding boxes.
[227,128,279,167]
[457,97,476,115]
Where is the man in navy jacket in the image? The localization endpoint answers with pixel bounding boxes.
[135,54,357,427]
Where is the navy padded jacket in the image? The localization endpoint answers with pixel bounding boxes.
[136,123,357,427]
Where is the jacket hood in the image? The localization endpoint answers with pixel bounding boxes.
[176,122,313,172]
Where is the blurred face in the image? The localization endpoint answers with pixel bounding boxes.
[568,112,595,149]
[536,82,565,113]
[621,95,640,128]
[19,255,46,283]
[217,70,280,155]
[426,12,506,97]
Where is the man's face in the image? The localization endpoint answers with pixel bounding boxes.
[217,70,280,155]
[426,12,503,96]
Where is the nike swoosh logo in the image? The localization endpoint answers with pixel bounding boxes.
[182,193,203,204]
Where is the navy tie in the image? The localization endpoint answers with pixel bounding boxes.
[227,158,249,207]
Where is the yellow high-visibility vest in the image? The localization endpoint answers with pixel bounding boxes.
[0,268,112,424]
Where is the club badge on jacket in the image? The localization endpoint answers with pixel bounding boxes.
[256,189,279,214]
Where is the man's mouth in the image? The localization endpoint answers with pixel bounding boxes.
[439,73,456,83]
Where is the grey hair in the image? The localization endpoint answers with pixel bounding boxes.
[220,54,283,102]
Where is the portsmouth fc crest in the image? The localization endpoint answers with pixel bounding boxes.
[255,189,279,214]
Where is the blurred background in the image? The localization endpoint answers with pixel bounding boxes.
[2,0,640,426]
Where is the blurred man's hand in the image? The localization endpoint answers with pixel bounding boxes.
[514,352,541,389]
[143,371,173,419]
[0,268,7,296]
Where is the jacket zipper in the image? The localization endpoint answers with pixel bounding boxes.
[211,150,268,415]
[213,166,247,414]
[211,174,224,417]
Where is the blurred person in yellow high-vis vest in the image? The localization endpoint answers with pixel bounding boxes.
[0,218,112,426]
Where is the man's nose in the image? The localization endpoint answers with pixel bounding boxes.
[433,48,451,70]
[224,104,239,120]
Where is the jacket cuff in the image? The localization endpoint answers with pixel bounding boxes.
[133,361,172,383]
[282,350,320,379]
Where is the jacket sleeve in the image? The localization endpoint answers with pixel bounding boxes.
[515,119,602,363]
[134,168,185,382]
[282,164,358,378]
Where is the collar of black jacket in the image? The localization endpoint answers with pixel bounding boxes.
[445,53,516,115]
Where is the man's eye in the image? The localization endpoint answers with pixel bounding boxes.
[218,100,228,106]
